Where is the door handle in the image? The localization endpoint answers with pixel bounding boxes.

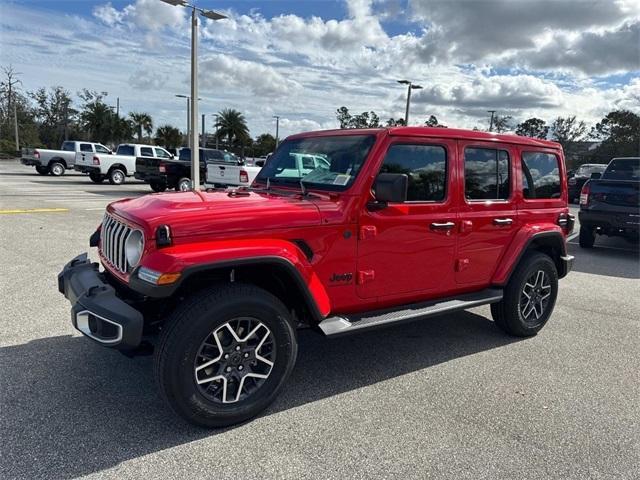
[430,221,456,231]
[493,218,513,226]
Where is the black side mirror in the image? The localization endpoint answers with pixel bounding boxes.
[372,173,408,206]
[590,172,602,180]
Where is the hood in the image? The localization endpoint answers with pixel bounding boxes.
[108,190,322,239]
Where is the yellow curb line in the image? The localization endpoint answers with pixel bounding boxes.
[0,208,69,215]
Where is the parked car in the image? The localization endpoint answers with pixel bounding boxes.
[578,157,640,248]
[58,126,574,428]
[75,143,173,185]
[135,147,210,192]
[204,149,262,188]
[568,163,607,203]
[21,141,111,176]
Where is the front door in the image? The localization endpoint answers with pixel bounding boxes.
[455,141,519,286]
[357,138,458,300]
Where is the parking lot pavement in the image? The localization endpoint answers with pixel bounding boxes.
[1,159,639,480]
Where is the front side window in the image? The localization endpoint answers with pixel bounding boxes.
[256,135,376,190]
[465,148,510,200]
[80,143,93,152]
[95,144,110,154]
[155,148,171,158]
[379,144,447,201]
[140,147,154,157]
[522,152,561,199]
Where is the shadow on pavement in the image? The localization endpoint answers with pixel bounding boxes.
[568,242,639,279]
[1,310,518,479]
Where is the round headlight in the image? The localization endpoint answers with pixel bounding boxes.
[125,229,144,268]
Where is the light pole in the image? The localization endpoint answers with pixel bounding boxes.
[162,0,227,191]
[273,115,280,148]
[397,80,423,126]
[175,94,190,147]
[212,114,220,150]
[487,110,496,132]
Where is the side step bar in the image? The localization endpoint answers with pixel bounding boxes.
[318,288,503,336]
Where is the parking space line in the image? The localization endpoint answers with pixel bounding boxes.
[0,208,69,215]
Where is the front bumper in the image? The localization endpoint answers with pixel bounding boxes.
[75,165,100,174]
[560,254,574,278]
[58,253,144,350]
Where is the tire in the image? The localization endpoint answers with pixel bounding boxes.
[491,252,558,337]
[49,162,65,176]
[154,283,298,428]
[579,225,595,248]
[176,177,191,191]
[108,168,125,185]
[89,172,104,184]
[35,165,49,175]
[150,182,167,192]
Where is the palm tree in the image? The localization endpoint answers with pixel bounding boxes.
[155,125,182,149]
[129,112,153,142]
[215,108,249,146]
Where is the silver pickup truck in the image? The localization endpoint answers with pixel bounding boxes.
[21,141,112,176]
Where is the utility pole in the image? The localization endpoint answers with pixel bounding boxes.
[63,101,69,141]
[116,97,120,117]
[214,114,219,150]
[488,110,496,132]
[273,115,280,148]
[201,113,205,147]
[13,103,19,151]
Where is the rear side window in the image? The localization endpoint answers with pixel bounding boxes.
[522,152,561,199]
[380,144,447,202]
[464,148,510,200]
[116,145,135,156]
[602,158,640,180]
[80,143,93,152]
[140,147,154,157]
[179,148,191,161]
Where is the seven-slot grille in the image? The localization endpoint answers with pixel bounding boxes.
[100,213,133,273]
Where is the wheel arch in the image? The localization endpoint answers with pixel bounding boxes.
[109,163,128,175]
[48,157,67,168]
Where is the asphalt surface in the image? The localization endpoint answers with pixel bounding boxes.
[1,159,639,479]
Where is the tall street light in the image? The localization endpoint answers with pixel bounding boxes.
[273,115,280,148]
[397,80,423,126]
[211,114,220,150]
[161,0,227,191]
[175,94,190,147]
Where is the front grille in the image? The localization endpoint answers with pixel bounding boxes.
[100,213,133,273]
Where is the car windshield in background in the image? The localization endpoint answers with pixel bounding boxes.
[576,164,606,177]
[602,158,640,180]
[256,135,376,190]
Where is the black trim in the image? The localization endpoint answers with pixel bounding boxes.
[89,229,100,248]
[292,240,314,261]
[499,231,569,285]
[128,256,324,323]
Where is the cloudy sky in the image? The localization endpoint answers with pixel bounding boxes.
[0,0,638,138]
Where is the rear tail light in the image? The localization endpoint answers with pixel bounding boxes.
[92,156,100,165]
[239,169,249,183]
[579,182,590,206]
[159,163,166,173]
[34,150,40,159]
[558,212,575,234]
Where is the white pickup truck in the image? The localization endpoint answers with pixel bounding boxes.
[74,143,173,185]
[21,141,112,176]
[203,149,262,188]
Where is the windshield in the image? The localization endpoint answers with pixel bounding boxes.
[576,164,606,177]
[61,141,75,151]
[602,158,640,180]
[255,135,376,190]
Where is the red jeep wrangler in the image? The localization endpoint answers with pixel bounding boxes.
[58,127,574,427]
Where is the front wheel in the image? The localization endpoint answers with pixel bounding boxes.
[50,162,65,176]
[154,284,297,428]
[176,177,191,191]
[35,165,49,175]
[491,252,558,337]
[108,168,125,185]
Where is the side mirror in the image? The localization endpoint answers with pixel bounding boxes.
[590,172,602,180]
[372,173,408,205]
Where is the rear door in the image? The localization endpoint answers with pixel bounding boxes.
[357,136,458,300]
[455,141,519,286]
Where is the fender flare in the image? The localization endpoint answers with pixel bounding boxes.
[48,157,67,168]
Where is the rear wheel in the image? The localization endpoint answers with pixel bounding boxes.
[89,171,104,184]
[579,225,595,248]
[150,182,167,192]
[35,165,49,175]
[491,252,558,337]
[154,284,297,428]
[176,177,191,191]
[50,162,65,176]
[108,168,125,185]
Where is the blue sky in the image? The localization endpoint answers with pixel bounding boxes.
[1,0,638,138]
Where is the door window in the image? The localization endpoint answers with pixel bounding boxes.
[464,148,510,200]
[154,148,171,158]
[379,144,447,201]
[80,143,93,152]
[140,147,154,157]
[521,152,561,198]
[95,144,110,154]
